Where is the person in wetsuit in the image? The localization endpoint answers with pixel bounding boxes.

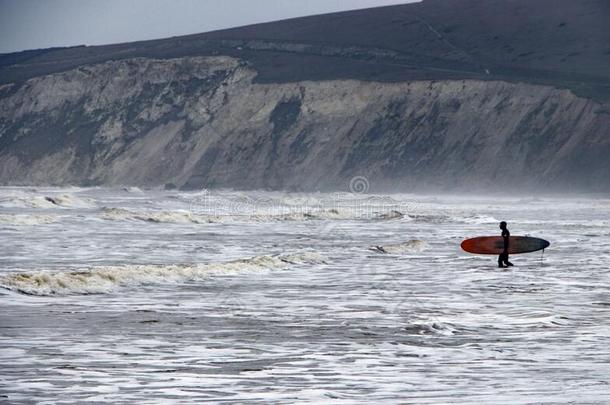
[498,221,514,268]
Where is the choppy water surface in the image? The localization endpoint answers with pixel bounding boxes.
[1,187,609,404]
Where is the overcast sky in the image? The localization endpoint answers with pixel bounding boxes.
[0,0,420,54]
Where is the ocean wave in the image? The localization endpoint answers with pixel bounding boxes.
[456,214,499,224]
[43,194,96,208]
[98,207,133,221]
[406,213,451,223]
[406,212,499,224]
[100,206,360,223]
[184,191,409,220]
[100,207,212,223]
[0,195,56,208]
[0,193,95,209]
[250,209,347,221]
[122,186,143,193]
[373,210,404,220]
[370,239,428,254]
[279,251,327,264]
[0,253,325,296]
[0,214,58,226]
[403,321,458,336]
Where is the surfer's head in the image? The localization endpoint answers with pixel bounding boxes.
[499,221,507,229]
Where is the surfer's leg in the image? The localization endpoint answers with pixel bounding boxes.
[498,254,506,267]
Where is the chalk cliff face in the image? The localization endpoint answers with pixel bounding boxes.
[1,55,608,192]
[0,0,609,192]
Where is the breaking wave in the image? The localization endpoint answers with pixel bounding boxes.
[42,194,96,208]
[122,186,143,193]
[370,239,428,254]
[280,251,327,264]
[456,214,499,224]
[100,207,210,223]
[406,213,451,223]
[0,193,95,209]
[99,206,395,224]
[405,213,499,224]
[0,195,56,208]
[0,253,325,296]
[0,214,58,226]
[374,210,404,220]
[402,321,459,336]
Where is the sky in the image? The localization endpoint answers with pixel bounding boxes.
[0,0,420,54]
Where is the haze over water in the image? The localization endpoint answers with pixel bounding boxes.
[1,186,609,403]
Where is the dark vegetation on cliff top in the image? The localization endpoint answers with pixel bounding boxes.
[1,0,609,100]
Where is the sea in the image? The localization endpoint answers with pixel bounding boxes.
[1,186,609,404]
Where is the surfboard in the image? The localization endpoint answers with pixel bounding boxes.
[461,236,550,255]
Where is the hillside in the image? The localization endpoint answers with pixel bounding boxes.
[0,0,609,192]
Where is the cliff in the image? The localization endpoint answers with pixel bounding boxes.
[0,0,609,192]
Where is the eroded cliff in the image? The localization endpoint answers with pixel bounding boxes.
[1,55,608,192]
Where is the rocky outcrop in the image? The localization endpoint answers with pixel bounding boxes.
[1,55,608,192]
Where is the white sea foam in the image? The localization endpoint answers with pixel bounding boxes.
[457,214,499,224]
[2,187,610,404]
[43,194,96,208]
[0,193,95,209]
[279,251,327,264]
[99,206,358,223]
[406,213,451,223]
[0,195,56,208]
[373,210,404,220]
[100,207,210,223]
[370,239,428,254]
[144,211,211,223]
[0,214,58,226]
[0,253,324,296]
[122,186,143,193]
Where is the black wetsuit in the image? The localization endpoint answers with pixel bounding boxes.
[498,228,513,267]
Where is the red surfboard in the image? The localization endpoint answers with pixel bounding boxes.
[461,236,550,255]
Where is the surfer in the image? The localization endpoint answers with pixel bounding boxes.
[498,221,514,268]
